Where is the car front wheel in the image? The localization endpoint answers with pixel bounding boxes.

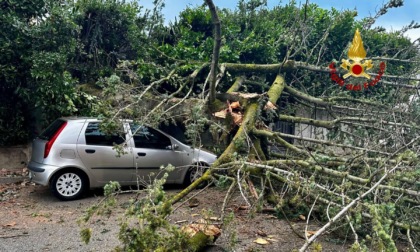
[51,170,87,201]
[185,164,208,188]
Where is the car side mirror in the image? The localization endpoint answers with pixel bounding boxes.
[166,144,179,150]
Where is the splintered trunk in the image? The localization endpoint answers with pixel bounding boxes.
[170,74,286,204]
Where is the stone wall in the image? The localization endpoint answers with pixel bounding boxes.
[0,145,31,171]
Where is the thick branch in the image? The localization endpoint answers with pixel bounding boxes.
[265,159,369,184]
[285,85,387,108]
[224,63,282,73]
[263,130,390,155]
[253,129,308,156]
[268,74,286,104]
[294,61,420,82]
[227,76,245,93]
[280,114,420,132]
[222,61,420,90]
[381,79,420,89]
[284,85,330,107]
[219,159,420,198]
[205,0,221,104]
[279,114,335,129]
[369,56,420,63]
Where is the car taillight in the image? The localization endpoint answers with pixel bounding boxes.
[44,122,68,158]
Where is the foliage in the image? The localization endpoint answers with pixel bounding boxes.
[369,204,397,252]
[80,168,201,252]
[184,102,209,147]
[159,1,416,99]
[72,0,143,83]
[0,0,148,145]
[0,0,46,144]
[0,0,98,144]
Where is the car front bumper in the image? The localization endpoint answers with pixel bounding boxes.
[28,161,59,186]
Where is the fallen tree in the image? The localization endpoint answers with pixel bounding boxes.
[81,0,420,250]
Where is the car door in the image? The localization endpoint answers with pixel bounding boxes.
[77,121,134,185]
[129,123,187,183]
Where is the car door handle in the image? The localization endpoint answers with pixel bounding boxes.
[85,149,96,154]
[137,152,146,157]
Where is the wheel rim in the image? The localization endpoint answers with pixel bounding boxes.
[56,173,82,197]
[189,166,204,183]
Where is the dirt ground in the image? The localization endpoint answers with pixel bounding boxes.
[0,178,354,252]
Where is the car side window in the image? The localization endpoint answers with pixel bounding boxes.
[85,122,125,146]
[130,124,171,149]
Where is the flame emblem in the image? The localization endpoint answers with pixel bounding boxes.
[340,29,373,79]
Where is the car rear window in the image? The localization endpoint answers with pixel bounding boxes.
[39,119,67,140]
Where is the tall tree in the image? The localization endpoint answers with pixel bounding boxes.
[0,0,82,143]
[0,0,153,144]
[71,0,144,83]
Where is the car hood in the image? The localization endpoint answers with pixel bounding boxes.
[192,148,217,164]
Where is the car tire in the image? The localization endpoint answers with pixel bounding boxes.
[184,164,208,189]
[50,170,87,201]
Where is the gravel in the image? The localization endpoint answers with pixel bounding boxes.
[0,180,353,251]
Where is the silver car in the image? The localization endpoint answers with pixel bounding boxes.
[28,118,216,200]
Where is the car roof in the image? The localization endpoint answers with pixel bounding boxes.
[59,117,134,123]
